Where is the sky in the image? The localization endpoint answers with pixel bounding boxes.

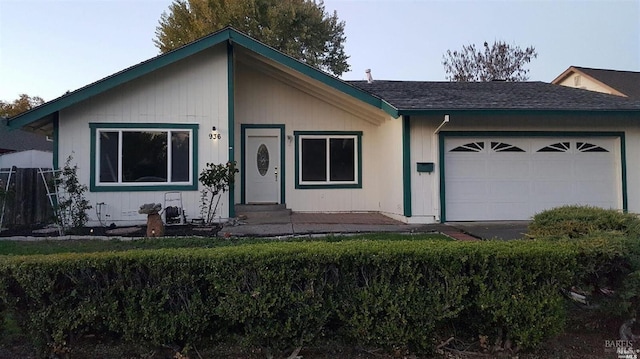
[0,0,638,102]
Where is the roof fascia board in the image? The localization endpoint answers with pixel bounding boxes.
[8,28,234,130]
[397,108,640,116]
[228,30,399,118]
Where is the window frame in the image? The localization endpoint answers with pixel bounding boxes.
[90,123,199,192]
[294,131,362,189]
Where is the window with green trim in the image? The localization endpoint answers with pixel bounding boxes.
[93,125,196,188]
[295,132,361,188]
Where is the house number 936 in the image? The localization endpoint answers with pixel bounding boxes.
[209,133,222,140]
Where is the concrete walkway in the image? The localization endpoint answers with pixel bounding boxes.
[221,212,529,241]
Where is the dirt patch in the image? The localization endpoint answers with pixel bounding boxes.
[0,223,222,238]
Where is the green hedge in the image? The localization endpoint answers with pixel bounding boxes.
[528,205,640,239]
[0,239,632,357]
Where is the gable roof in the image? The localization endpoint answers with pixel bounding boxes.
[0,119,52,153]
[349,80,640,115]
[552,66,640,99]
[7,27,396,133]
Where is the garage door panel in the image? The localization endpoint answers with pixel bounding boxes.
[446,180,489,200]
[488,160,530,179]
[489,181,530,201]
[446,158,487,177]
[444,137,621,221]
[531,160,574,179]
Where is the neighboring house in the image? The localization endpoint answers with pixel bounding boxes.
[552,66,640,99]
[7,28,640,224]
[0,150,53,169]
[0,118,53,154]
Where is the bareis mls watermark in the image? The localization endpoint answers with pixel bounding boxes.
[605,340,638,359]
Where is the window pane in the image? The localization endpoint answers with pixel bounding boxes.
[171,131,190,182]
[99,131,119,182]
[329,138,355,181]
[301,138,327,181]
[122,131,167,182]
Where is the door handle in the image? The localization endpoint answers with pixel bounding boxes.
[274,166,278,181]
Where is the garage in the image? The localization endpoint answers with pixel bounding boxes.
[443,135,623,221]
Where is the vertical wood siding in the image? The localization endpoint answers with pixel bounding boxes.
[235,63,399,213]
[58,46,229,224]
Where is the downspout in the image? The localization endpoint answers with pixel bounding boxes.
[433,114,449,222]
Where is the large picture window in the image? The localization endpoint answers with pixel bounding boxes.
[295,131,362,188]
[90,123,198,191]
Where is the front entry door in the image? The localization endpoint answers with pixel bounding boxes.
[245,128,281,203]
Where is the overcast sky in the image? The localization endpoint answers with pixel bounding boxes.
[0,0,638,101]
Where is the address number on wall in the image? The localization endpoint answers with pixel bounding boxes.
[209,133,222,140]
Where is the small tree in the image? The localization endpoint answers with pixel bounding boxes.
[442,41,537,82]
[55,155,92,231]
[199,161,238,224]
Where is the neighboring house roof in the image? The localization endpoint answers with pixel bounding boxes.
[0,119,52,153]
[7,27,395,132]
[552,66,640,99]
[350,80,640,115]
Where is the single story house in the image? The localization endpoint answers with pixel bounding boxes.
[552,66,640,99]
[7,28,640,224]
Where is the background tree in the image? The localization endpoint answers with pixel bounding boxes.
[442,41,537,82]
[155,0,350,76]
[0,94,45,118]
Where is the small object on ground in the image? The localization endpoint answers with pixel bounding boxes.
[138,203,162,215]
[146,213,164,237]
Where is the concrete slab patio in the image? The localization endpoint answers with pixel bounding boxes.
[221,212,529,241]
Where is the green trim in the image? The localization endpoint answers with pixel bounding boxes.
[227,42,236,217]
[89,123,199,192]
[402,116,412,217]
[398,109,640,117]
[7,27,398,131]
[621,133,628,212]
[438,131,628,222]
[240,124,286,204]
[52,113,59,169]
[294,131,363,189]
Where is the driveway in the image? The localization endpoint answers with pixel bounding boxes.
[223,210,530,240]
[447,221,531,240]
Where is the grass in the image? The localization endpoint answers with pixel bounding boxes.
[0,233,451,256]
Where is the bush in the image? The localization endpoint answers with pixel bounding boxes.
[528,205,640,239]
[0,239,631,356]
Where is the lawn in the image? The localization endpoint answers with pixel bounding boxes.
[0,233,451,256]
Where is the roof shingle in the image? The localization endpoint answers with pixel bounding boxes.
[571,66,640,99]
[348,80,640,112]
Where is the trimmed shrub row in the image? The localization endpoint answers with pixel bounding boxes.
[0,238,633,357]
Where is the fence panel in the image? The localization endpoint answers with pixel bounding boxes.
[0,168,53,227]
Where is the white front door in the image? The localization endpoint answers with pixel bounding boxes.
[245,128,281,203]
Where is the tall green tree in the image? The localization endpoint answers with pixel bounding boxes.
[442,41,537,82]
[0,94,45,118]
[155,0,350,76]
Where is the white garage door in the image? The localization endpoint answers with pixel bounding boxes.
[444,137,622,221]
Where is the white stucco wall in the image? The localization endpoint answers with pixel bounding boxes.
[58,45,229,225]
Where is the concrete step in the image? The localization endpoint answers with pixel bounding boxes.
[235,204,291,224]
[235,204,287,212]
